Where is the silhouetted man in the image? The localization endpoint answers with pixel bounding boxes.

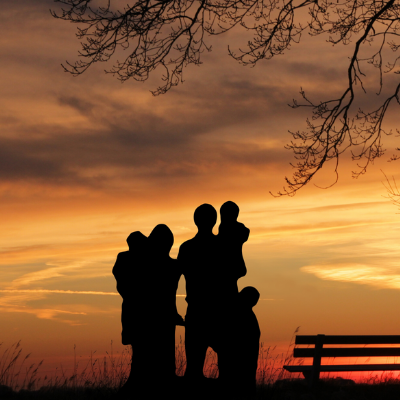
[178,204,221,380]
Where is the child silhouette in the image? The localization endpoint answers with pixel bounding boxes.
[218,201,249,297]
[234,286,260,398]
[217,286,260,399]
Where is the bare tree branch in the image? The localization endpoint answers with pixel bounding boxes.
[382,169,400,210]
[53,0,400,195]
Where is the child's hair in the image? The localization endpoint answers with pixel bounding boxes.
[126,231,147,249]
[239,286,260,308]
[220,201,239,222]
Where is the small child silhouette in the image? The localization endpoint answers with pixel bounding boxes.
[218,201,250,297]
[234,286,260,399]
[217,286,260,399]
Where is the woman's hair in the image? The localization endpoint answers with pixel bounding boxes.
[126,231,147,249]
[149,224,174,254]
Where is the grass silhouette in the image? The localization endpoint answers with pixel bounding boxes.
[0,341,43,391]
[3,335,400,400]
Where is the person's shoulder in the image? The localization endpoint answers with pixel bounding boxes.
[113,251,131,277]
[178,237,197,251]
[177,238,193,260]
[114,251,133,267]
[168,256,179,266]
[116,250,130,259]
[168,257,183,274]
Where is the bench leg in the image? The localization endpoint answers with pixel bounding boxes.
[302,370,320,388]
[307,335,323,388]
[302,371,311,386]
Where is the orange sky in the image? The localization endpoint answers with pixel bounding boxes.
[1,0,400,380]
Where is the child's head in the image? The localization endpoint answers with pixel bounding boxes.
[220,201,239,223]
[126,231,147,251]
[239,286,260,309]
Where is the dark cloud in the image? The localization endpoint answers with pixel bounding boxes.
[5,0,393,193]
[0,118,289,187]
[0,63,296,187]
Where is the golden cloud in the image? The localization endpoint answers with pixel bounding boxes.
[301,264,400,290]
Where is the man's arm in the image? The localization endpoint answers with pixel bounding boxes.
[177,241,191,304]
[177,242,188,276]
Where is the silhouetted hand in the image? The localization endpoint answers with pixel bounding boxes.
[175,313,185,326]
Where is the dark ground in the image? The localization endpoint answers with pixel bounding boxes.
[2,378,400,400]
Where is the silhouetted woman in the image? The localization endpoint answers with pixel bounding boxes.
[113,225,183,397]
[147,224,183,389]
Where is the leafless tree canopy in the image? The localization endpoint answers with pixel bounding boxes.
[53,0,400,195]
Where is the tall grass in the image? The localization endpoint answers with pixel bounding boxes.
[39,342,131,390]
[0,341,131,392]
[0,341,43,391]
[5,333,400,400]
[0,331,304,393]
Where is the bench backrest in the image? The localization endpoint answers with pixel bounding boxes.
[294,335,400,358]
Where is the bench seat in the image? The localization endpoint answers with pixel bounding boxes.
[283,334,400,386]
[284,364,400,373]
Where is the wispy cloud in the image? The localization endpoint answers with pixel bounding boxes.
[301,264,400,290]
[0,291,88,325]
[0,289,187,297]
[0,289,119,296]
[8,260,112,287]
[1,306,87,318]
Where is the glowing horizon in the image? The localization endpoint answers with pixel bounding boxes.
[1,0,400,384]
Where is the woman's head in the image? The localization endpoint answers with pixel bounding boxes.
[149,224,174,256]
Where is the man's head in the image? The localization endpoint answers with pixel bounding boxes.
[194,204,217,232]
[149,224,174,256]
[239,286,260,309]
[220,201,239,223]
[126,231,147,251]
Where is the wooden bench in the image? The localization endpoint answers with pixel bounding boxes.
[283,334,400,387]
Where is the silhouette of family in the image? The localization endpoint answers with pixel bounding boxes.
[113,202,260,399]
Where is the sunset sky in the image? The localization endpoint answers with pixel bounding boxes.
[1,0,400,378]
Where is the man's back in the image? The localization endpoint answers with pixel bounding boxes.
[178,233,220,311]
